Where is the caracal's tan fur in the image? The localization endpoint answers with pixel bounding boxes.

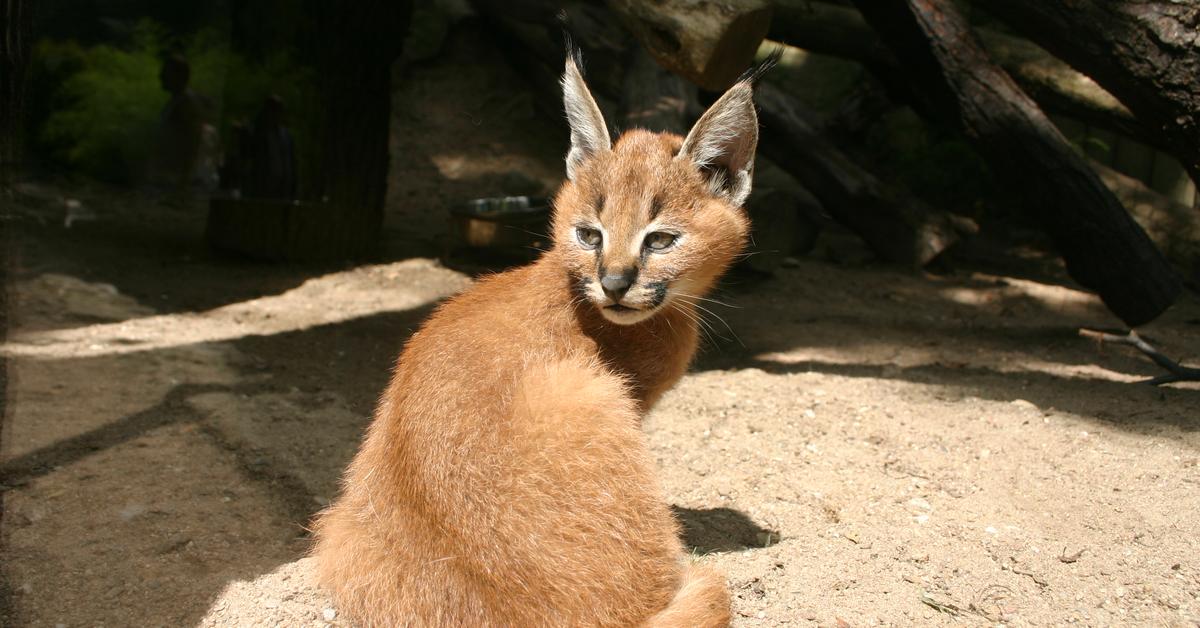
[312,51,761,627]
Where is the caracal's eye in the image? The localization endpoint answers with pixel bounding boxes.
[576,227,602,249]
[644,231,677,251]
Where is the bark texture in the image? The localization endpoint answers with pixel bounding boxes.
[854,0,1180,326]
[976,0,1200,185]
[606,0,773,90]
[1092,159,1200,286]
[770,0,1148,145]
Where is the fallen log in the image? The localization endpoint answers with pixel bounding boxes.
[975,0,1200,187]
[1091,160,1200,287]
[769,0,1149,147]
[606,0,773,91]
[854,0,1180,326]
[756,83,977,267]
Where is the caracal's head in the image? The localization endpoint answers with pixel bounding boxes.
[551,52,756,326]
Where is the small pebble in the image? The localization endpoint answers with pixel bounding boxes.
[118,503,147,521]
[323,608,337,621]
[908,497,931,511]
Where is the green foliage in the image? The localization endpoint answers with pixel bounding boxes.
[37,22,169,182]
[34,19,314,184]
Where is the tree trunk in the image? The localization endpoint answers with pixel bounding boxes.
[1,0,34,188]
[974,0,1200,186]
[854,0,1180,326]
[302,0,413,259]
[757,83,977,267]
[606,0,773,91]
[770,0,1149,146]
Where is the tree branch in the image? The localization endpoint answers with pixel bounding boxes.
[1079,329,1200,386]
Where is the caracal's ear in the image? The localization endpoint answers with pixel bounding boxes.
[562,49,611,181]
[677,80,758,207]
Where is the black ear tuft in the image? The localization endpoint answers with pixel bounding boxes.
[738,46,783,86]
[561,27,584,74]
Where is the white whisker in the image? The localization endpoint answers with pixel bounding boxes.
[669,292,743,347]
[672,291,741,309]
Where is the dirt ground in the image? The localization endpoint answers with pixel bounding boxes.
[4,24,1200,628]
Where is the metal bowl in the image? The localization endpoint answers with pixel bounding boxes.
[448,196,551,254]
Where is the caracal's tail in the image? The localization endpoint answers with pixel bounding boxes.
[642,562,730,628]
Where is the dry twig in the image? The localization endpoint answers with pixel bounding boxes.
[1080,328,1200,386]
[1059,547,1085,563]
[920,592,963,616]
[1011,566,1049,587]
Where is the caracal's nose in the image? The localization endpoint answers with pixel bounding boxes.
[600,267,637,301]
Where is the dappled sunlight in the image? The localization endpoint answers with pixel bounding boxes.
[937,273,1102,317]
[3,259,469,359]
[754,344,941,370]
[773,43,814,73]
[751,349,1143,385]
[14,273,157,332]
[429,152,560,187]
[714,262,1179,388]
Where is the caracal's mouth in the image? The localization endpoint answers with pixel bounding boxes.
[599,301,659,325]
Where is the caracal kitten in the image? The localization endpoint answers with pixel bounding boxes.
[313,51,760,627]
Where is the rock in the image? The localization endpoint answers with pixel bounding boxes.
[1010,399,1038,411]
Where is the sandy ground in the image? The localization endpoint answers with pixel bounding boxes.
[4,23,1200,628]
